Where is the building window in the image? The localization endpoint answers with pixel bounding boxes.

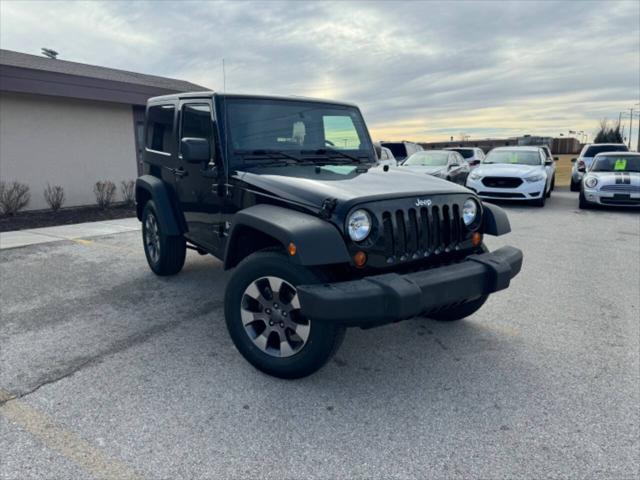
[146,105,175,152]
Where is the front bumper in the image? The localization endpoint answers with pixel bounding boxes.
[297,246,523,327]
[466,178,545,201]
[583,188,640,207]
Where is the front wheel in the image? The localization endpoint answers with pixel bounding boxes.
[224,251,345,379]
[142,200,186,276]
[532,193,546,207]
[578,190,592,209]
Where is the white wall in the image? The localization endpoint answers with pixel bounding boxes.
[0,92,138,211]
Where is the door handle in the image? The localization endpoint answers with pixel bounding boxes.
[173,167,188,178]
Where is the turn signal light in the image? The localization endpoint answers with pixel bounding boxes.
[353,251,367,268]
[288,242,297,256]
[472,232,482,247]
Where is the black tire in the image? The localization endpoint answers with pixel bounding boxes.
[532,193,546,207]
[429,295,489,322]
[224,251,346,379]
[578,189,591,209]
[570,178,580,192]
[142,200,186,276]
[546,177,554,197]
[550,176,555,192]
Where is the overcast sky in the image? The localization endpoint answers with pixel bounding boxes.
[2,0,639,144]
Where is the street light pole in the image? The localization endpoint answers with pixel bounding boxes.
[629,108,634,149]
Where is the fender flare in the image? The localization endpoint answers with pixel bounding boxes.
[224,204,351,269]
[135,176,185,236]
[482,202,511,236]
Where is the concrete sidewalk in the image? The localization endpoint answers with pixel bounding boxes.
[0,217,140,250]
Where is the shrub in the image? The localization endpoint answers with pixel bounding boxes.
[120,180,135,206]
[93,180,116,209]
[0,181,31,216]
[43,183,65,212]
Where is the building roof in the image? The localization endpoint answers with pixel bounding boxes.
[0,49,208,105]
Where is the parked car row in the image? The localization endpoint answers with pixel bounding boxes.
[375,141,638,209]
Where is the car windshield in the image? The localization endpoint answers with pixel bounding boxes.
[404,151,449,166]
[449,149,474,159]
[381,142,408,159]
[484,150,541,166]
[584,144,628,157]
[591,155,640,172]
[224,98,373,164]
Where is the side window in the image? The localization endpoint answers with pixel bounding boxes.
[146,105,175,153]
[181,103,213,139]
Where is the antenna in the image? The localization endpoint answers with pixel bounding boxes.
[222,58,226,92]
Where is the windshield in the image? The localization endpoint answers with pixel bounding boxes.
[449,148,474,159]
[404,151,449,166]
[224,98,373,164]
[591,155,640,172]
[484,150,541,166]
[584,144,628,157]
[381,142,408,159]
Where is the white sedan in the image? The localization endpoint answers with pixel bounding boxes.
[465,146,556,207]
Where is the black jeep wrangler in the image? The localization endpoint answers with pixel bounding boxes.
[136,92,523,378]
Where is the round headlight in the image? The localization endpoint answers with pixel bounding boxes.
[347,209,372,242]
[462,198,479,227]
[585,176,598,188]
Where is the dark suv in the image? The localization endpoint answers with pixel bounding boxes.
[136,92,523,378]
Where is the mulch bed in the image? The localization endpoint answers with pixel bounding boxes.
[0,204,136,232]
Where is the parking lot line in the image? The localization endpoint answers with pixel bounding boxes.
[0,389,141,480]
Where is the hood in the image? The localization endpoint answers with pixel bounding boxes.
[400,165,447,176]
[474,163,543,178]
[589,171,640,186]
[234,164,472,211]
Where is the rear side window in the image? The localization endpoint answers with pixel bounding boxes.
[382,142,408,158]
[584,144,628,157]
[146,105,175,152]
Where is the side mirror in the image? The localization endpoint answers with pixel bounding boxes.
[181,137,210,163]
[571,158,577,163]
[577,164,586,173]
[553,156,559,161]
[545,160,553,166]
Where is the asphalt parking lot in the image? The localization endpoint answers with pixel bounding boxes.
[1,188,638,479]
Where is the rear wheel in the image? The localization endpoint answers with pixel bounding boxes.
[142,200,186,276]
[429,295,488,322]
[225,251,345,379]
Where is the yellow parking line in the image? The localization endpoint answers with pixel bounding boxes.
[71,238,140,256]
[0,389,142,480]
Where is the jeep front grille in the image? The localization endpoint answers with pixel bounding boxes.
[380,205,465,262]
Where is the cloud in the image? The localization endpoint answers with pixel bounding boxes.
[1,0,639,143]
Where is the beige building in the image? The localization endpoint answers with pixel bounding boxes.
[0,49,205,211]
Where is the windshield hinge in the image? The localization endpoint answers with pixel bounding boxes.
[319,198,338,219]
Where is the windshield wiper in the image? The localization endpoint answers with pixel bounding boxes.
[303,147,365,164]
[238,149,303,163]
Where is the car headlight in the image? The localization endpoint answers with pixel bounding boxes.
[524,174,545,182]
[584,176,598,188]
[462,198,479,227]
[347,209,372,242]
[469,173,482,181]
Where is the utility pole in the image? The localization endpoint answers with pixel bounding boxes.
[629,107,633,149]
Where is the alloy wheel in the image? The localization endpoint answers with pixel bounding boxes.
[144,213,160,264]
[240,276,310,358]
